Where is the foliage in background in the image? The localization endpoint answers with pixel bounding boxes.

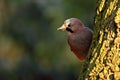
[0,0,96,80]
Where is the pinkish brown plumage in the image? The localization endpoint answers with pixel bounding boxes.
[57,18,93,61]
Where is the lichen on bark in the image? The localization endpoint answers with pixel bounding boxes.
[78,0,120,80]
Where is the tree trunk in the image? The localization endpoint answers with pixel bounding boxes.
[79,0,120,80]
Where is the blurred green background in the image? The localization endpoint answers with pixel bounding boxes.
[0,0,96,80]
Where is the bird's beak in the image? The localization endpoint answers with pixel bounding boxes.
[57,24,67,31]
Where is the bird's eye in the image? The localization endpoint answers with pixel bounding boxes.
[68,24,71,27]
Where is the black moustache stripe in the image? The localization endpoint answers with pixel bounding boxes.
[66,27,74,33]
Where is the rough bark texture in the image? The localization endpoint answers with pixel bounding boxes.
[79,0,120,80]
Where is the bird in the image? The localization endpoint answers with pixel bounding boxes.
[57,18,93,61]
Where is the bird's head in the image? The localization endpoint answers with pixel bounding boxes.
[57,18,84,33]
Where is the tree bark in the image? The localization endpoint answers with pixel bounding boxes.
[79,0,120,80]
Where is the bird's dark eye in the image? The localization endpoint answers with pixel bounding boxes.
[68,24,71,27]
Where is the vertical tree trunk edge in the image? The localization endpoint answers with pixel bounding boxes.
[78,0,120,80]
